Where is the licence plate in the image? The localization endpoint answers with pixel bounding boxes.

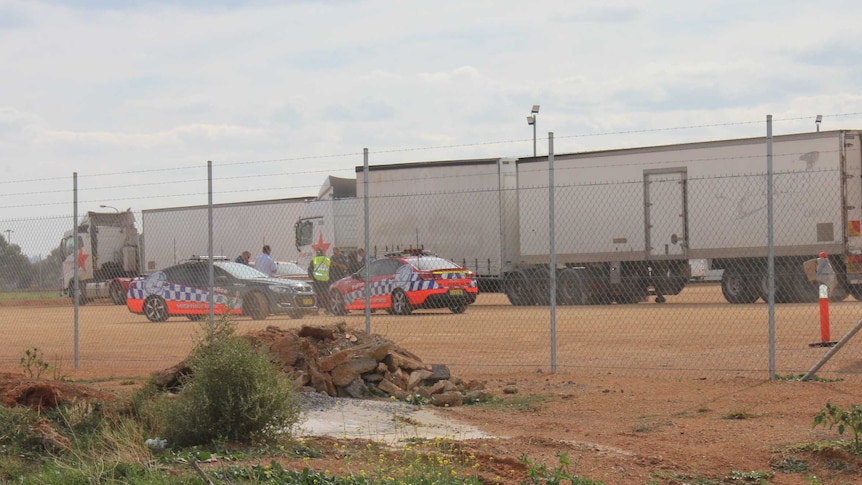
[449,289,464,296]
[301,297,314,306]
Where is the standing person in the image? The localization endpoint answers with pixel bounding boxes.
[348,247,366,274]
[234,251,251,265]
[330,247,349,282]
[254,245,276,277]
[308,247,331,312]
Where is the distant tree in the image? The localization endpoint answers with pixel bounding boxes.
[28,246,65,291]
[0,235,32,290]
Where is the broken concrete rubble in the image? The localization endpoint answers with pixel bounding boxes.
[153,322,492,407]
[249,323,491,406]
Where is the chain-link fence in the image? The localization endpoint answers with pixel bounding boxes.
[2,127,861,381]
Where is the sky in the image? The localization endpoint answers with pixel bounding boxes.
[2,0,862,258]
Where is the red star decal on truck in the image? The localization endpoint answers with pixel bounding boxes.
[77,248,89,270]
[311,232,330,255]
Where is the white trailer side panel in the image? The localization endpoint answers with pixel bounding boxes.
[357,159,511,277]
[517,131,853,264]
[142,198,312,272]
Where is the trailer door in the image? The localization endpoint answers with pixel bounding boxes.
[644,168,688,259]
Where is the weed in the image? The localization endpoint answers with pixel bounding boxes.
[632,420,673,433]
[726,469,774,483]
[475,394,546,412]
[813,402,862,455]
[772,455,810,473]
[520,452,603,484]
[722,409,755,420]
[19,347,49,378]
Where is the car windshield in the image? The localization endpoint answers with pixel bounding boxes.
[407,257,462,271]
[215,261,270,279]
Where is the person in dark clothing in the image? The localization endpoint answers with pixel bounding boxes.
[330,247,350,282]
[234,251,251,265]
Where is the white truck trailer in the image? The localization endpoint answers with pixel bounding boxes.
[345,129,862,305]
[142,197,314,273]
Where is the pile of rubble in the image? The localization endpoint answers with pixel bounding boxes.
[156,323,490,407]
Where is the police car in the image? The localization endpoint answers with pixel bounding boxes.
[327,250,477,315]
[126,256,317,322]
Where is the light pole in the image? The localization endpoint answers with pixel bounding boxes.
[100,205,120,213]
[3,229,11,244]
[527,105,540,156]
[815,114,822,132]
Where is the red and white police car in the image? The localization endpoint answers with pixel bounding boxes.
[327,250,477,315]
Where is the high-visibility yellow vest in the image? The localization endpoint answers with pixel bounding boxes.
[312,255,331,281]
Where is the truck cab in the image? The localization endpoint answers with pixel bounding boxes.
[61,210,141,304]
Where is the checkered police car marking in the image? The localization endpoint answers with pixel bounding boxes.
[129,279,233,306]
[342,267,474,305]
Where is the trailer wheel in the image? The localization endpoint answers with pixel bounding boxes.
[391,289,413,315]
[246,292,269,320]
[557,269,589,305]
[143,296,169,322]
[109,281,126,305]
[504,270,531,306]
[829,282,848,302]
[721,268,758,304]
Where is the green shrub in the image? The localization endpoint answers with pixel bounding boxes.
[155,334,301,446]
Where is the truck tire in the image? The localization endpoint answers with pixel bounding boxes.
[391,289,412,315]
[69,281,88,306]
[246,292,269,320]
[109,281,126,305]
[143,296,169,322]
[721,268,758,304]
[504,270,531,306]
[829,282,848,302]
[557,269,589,305]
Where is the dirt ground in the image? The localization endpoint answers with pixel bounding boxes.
[2,286,862,483]
[3,369,860,484]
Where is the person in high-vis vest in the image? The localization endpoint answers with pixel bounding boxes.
[308,247,331,313]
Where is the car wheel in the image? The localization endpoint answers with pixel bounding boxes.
[109,281,126,305]
[449,304,466,314]
[391,289,412,315]
[246,292,269,320]
[329,290,347,316]
[143,296,169,322]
